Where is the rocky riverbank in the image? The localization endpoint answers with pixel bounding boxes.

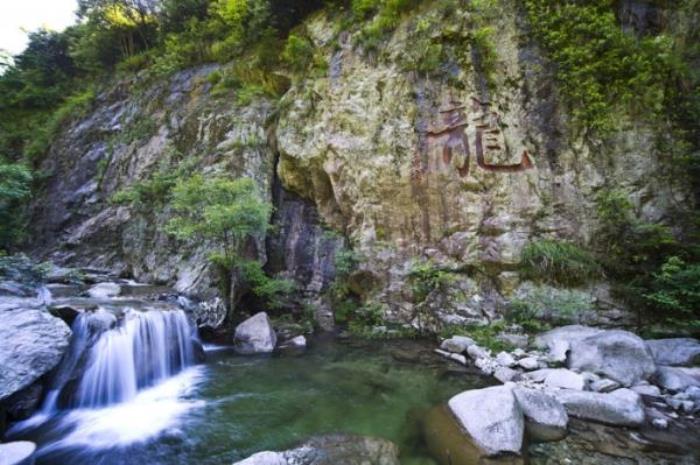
[432,326,700,464]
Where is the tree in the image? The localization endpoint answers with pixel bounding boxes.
[166,175,291,319]
[0,160,32,250]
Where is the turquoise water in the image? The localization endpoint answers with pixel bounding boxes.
[9,337,492,465]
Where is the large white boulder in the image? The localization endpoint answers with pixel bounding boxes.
[551,388,645,426]
[568,330,656,387]
[440,336,476,354]
[233,312,277,354]
[524,368,585,390]
[0,308,71,402]
[646,338,700,367]
[448,385,524,456]
[534,325,603,363]
[654,366,700,392]
[513,386,568,442]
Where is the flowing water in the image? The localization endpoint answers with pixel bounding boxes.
[6,325,491,465]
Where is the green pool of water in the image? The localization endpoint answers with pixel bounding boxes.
[17,336,492,465]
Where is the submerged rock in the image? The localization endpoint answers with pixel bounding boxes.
[646,338,700,367]
[0,308,71,402]
[448,385,524,456]
[232,434,400,465]
[551,388,645,426]
[568,330,656,387]
[233,312,277,354]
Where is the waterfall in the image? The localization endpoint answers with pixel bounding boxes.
[75,309,196,408]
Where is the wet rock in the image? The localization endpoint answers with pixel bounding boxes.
[233,312,277,354]
[448,385,524,456]
[654,366,700,392]
[0,281,35,298]
[568,330,656,387]
[496,351,517,368]
[435,349,467,366]
[518,357,540,371]
[513,386,568,442]
[534,326,603,363]
[590,378,621,393]
[467,344,491,360]
[232,434,400,465]
[3,383,43,420]
[495,366,521,383]
[646,338,700,367]
[287,335,307,349]
[631,383,661,397]
[86,282,121,299]
[524,369,585,390]
[440,336,476,354]
[0,308,71,402]
[551,388,645,426]
[686,386,700,402]
[651,417,668,429]
[0,441,36,465]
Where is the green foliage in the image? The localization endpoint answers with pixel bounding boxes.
[166,175,272,267]
[520,239,602,287]
[644,256,700,326]
[408,260,456,303]
[281,34,315,73]
[0,161,33,250]
[24,87,96,162]
[524,0,678,133]
[238,260,295,310]
[507,287,591,330]
[354,0,420,50]
[111,157,194,209]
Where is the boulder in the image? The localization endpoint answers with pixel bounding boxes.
[423,405,524,465]
[551,388,645,426]
[518,357,540,371]
[646,338,700,367]
[568,330,656,387]
[524,369,585,390]
[534,325,603,363]
[440,336,476,354]
[512,386,568,442]
[494,366,520,383]
[232,434,400,465]
[590,378,621,393]
[448,385,524,456]
[0,441,36,465]
[631,384,661,397]
[0,308,71,402]
[467,344,490,360]
[654,366,700,392]
[233,312,277,354]
[435,349,467,366]
[86,282,121,299]
[496,351,517,368]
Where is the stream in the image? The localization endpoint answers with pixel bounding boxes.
[5,312,491,465]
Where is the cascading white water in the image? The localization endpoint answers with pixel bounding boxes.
[76,309,196,407]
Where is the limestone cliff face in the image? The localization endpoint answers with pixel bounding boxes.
[27,1,692,330]
[29,66,277,299]
[274,6,689,327]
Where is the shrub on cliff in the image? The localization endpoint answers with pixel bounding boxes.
[520,239,602,287]
[0,161,32,250]
[166,175,292,317]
